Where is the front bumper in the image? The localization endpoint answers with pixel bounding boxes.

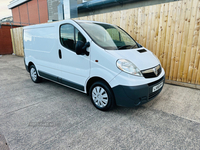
[112,75,165,107]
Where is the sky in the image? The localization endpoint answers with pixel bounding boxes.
[0,0,12,20]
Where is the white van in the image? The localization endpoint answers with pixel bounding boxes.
[23,19,165,111]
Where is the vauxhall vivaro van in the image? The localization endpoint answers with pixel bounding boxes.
[23,19,165,111]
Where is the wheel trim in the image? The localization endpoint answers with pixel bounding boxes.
[30,68,37,81]
[92,86,108,108]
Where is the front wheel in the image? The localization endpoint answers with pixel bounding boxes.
[89,81,115,111]
[30,65,41,83]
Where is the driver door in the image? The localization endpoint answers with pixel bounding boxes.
[58,23,90,92]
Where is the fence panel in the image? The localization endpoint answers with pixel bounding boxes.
[10,27,24,56]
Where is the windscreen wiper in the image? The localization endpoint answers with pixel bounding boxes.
[130,44,138,49]
[117,45,132,50]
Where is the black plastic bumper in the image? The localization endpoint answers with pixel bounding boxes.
[112,75,165,107]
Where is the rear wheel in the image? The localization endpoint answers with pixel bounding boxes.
[30,65,41,83]
[90,81,115,111]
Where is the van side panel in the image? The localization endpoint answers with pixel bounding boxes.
[89,42,121,85]
[24,24,61,80]
[24,26,56,53]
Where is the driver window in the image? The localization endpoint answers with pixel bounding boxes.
[60,24,75,51]
[75,29,86,44]
[60,24,86,52]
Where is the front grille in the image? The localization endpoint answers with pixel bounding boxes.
[141,65,162,78]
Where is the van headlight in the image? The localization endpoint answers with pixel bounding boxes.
[116,59,143,77]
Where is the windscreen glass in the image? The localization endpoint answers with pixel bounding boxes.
[78,22,138,50]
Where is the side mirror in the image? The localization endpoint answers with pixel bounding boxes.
[75,41,85,55]
[75,41,90,56]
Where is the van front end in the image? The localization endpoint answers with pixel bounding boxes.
[110,67,165,107]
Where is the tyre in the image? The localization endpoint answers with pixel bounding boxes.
[29,65,41,83]
[89,81,115,111]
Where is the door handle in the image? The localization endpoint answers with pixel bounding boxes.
[58,49,62,59]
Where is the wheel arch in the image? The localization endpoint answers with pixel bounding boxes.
[27,62,34,72]
[86,77,112,95]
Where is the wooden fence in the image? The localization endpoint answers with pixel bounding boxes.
[11,0,200,86]
[10,27,24,56]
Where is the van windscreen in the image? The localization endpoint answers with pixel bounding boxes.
[78,22,138,50]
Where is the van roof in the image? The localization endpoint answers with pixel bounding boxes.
[23,19,112,29]
[74,19,109,24]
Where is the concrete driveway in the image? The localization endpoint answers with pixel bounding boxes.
[0,55,200,150]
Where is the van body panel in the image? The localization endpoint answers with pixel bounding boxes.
[24,26,56,53]
[106,48,159,70]
[89,41,121,84]
[58,48,90,91]
[24,24,61,79]
[109,68,165,88]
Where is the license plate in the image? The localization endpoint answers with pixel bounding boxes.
[152,82,163,92]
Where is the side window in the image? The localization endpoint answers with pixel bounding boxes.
[75,28,86,44]
[60,24,75,51]
[60,24,86,52]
